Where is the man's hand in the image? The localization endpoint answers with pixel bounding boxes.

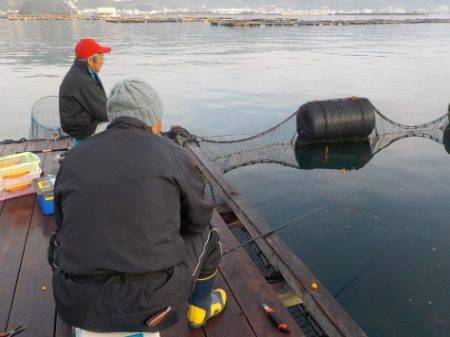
[166,125,199,146]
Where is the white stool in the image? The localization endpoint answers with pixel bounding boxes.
[73,327,160,337]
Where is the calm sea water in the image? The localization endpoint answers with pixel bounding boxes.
[0,17,449,337]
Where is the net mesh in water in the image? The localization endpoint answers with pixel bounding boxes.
[230,224,325,336]
[288,304,327,337]
[29,96,66,140]
[195,104,450,173]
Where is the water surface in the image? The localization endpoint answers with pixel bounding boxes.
[0,17,449,337]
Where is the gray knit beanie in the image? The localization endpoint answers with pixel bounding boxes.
[107,79,164,127]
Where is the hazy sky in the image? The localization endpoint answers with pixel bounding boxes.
[111,0,448,10]
[2,0,450,11]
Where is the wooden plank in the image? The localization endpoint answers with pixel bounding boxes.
[0,142,34,332]
[210,211,306,337]
[187,144,367,337]
[271,281,303,307]
[161,320,205,337]
[6,140,62,337]
[1,142,29,156]
[0,143,9,216]
[202,270,257,337]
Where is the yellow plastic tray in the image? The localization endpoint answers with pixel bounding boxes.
[0,152,41,177]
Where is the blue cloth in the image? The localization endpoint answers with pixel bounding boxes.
[72,138,83,146]
[189,274,215,307]
[87,67,101,85]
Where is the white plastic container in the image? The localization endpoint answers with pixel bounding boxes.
[0,169,42,191]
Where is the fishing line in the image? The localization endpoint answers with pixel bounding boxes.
[334,250,386,298]
[223,184,372,256]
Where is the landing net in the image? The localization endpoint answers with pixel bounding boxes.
[29,96,66,140]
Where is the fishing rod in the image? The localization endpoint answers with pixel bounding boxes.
[15,147,70,154]
[29,148,70,154]
[223,185,372,256]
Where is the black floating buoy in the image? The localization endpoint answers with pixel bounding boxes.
[444,125,450,155]
[295,139,372,171]
[296,97,376,142]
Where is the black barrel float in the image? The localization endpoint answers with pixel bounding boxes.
[444,125,450,155]
[296,97,376,142]
[295,139,372,171]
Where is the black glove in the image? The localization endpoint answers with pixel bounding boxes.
[165,126,199,146]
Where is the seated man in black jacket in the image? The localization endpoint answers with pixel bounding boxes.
[59,38,111,144]
[51,79,226,333]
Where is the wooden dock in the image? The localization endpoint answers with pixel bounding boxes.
[0,138,367,337]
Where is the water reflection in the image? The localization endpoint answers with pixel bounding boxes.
[295,139,372,171]
[0,21,81,67]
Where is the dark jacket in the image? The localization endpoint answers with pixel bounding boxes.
[59,59,108,140]
[52,117,213,331]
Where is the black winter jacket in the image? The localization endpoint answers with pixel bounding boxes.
[53,117,213,274]
[51,117,214,331]
[59,59,108,140]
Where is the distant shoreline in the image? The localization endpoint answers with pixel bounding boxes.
[2,13,450,28]
[334,12,428,16]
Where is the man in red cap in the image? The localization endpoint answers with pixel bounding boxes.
[59,38,112,143]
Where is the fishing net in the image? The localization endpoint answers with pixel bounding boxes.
[29,96,66,140]
[230,225,284,283]
[288,304,327,337]
[194,99,450,173]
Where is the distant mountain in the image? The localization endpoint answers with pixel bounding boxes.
[19,0,75,14]
[1,0,449,12]
[110,0,449,11]
[110,0,450,11]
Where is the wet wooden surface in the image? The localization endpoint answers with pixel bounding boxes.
[0,139,302,337]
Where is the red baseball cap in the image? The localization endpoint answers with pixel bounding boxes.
[75,38,112,59]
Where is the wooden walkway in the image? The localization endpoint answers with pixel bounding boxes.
[0,139,305,337]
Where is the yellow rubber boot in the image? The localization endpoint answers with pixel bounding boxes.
[188,272,227,328]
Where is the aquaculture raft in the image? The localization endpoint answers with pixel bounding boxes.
[0,138,367,337]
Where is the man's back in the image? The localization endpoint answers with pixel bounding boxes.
[59,39,111,141]
[54,117,212,275]
[59,59,108,140]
